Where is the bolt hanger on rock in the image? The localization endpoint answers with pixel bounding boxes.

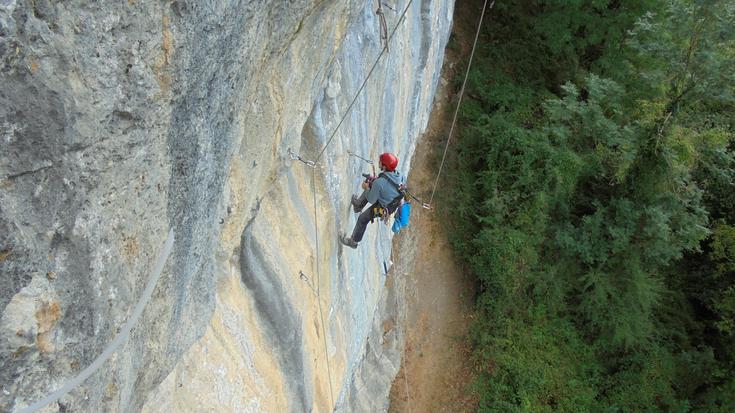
[347,150,374,165]
[347,149,378,176]
[298,270,317,295]
[287,148,319,169]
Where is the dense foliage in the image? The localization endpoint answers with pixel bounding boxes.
[446,0,735,411]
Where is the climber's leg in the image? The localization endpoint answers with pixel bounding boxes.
[351,204,376,243]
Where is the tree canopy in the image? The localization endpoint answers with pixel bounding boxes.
[447,0,735,410]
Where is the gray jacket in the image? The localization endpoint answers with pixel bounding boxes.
[367,171,404,207]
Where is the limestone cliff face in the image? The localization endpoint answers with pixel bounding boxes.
[0,1,453,412]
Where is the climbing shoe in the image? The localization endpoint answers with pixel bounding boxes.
[339,233,358,249]
[351,195,362,213]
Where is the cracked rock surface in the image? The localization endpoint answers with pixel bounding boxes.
[1,1,454,411]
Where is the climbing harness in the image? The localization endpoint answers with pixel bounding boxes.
[288,0,498,410]
[370,204,392,223]
[351,156,428,211]
[295,1,418,408]
[288,148,319,168]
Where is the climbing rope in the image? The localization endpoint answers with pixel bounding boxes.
[297,0,491,409]
[402,278,411,413]
[315,0,416,162]
[13,0,486,409]
[398,1,493,411]
[298,2,419,411]
[428,0,493,205]
[311,168,336,408]
[14,230,175,413]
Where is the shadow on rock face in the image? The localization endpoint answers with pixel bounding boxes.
[239,219,312,413]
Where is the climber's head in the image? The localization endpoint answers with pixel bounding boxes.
[379,152,398,172]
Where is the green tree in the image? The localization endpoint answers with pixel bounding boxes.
[447,0,735,410]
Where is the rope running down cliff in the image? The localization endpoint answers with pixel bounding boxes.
[428,0,494,205]
[314,0,416,163]
[307,0,491,410]
[308,1,418,410]
[398,2,492,412]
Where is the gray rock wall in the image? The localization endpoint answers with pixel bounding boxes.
[0,0,454,411]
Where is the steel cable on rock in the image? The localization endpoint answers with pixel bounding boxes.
[311,167,336,409]
[304,0,418,411]
[314,0,416,163]
[14,230,175,413]
[303,0,491,409]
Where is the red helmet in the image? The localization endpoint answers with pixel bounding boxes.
[379,152,398,171]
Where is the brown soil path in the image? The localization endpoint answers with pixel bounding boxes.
[388,2,481,410]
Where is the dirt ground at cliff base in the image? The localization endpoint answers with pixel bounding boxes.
[387,135,479,412]
[388,2,481,410]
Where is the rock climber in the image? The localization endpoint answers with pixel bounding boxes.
[339,152,404,249]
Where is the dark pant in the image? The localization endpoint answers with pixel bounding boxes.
[351,191,374,243]
[350,191,399,243]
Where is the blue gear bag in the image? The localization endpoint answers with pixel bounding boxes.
[391,202,412,233]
